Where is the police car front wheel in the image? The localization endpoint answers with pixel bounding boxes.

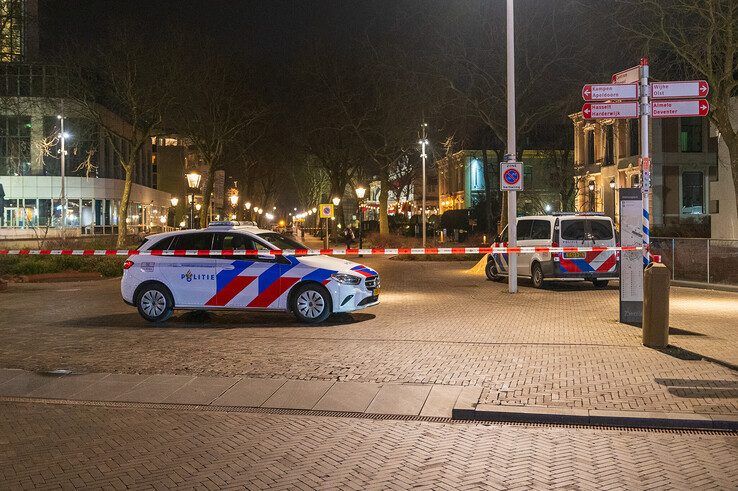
[136,283,174,323]
[291,283,332,323]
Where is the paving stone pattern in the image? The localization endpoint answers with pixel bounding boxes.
[1,402,737,490]
[1,258,737,414]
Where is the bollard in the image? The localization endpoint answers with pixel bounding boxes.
[642,262,670,348]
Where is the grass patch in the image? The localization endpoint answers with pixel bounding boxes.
[0,255,126,278]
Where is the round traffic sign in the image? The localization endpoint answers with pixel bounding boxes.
[322,206,331,215]
[503,168,521,185]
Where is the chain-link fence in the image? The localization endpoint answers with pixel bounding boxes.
[651,237,738,286]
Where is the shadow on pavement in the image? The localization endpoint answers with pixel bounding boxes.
[655,378,738,399]
[55,311,376,330]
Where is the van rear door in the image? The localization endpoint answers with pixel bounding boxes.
[558,217,617,275]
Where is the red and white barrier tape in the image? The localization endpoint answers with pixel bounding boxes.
[0,246,641,257]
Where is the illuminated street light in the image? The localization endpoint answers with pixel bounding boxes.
[170,197,179,207]
[544,204,552,213]
[185,172,201,229]
[311,207,317,213]
[159,216,167,224]
[355,186,366,199]
[610,178,616,189]
[185,171,201,189]
[195,203,202,211]
[332,196,341,206]
[245,201,251,210]
[588,181,595,191]
[229,194,239,206]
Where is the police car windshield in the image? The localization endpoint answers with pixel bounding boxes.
[257,233,308,250]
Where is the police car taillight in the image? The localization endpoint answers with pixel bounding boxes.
[123,260,134,270]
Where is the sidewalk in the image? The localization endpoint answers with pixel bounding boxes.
[2,369,736,430]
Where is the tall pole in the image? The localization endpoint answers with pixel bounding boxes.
[506,0,518,293]
[58,111,66,228]
[639,57,650,266]
[420,122,428,247]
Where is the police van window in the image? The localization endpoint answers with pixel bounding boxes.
[516,220,533,241]
[257,232,308,250]
[213,233,256,250]
[148,237,173,250]
[561,220,586,240]
[530,220,551,240]
[170,232,214,250]
[589,220,614,240]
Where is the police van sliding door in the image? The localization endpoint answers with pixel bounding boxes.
[163,232,217,307]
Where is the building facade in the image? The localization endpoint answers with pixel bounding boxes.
[0,0,171,237]
[436,149,562,215]
[569,112,717,233]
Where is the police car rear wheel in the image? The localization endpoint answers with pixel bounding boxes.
[291,284,332,323]
[531,263,544,289]
[136,284,173,323]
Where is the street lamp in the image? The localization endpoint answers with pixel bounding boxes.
[419,122,429,247]
[170,197,178,207]
[185,171,201,229]
[355,185,367,250]
[588,181,595,212]
[610,178,617,227]
[229,194,239,207]
[332,196,341,206]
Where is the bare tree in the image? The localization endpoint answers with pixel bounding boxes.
[69,30,168,247]
[620,0,738,220]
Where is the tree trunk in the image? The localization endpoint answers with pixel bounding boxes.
[116,164,133,248]
[379,169,390,236]
[481,149,494,237]
[199,166,215,228]
[727,134,738,224]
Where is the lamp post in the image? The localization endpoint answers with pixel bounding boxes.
[185,171,201,229]
[229,194,239,220]
[244,201,251,221]
[169,197,179,228]
[588,181,595,212]
[56,113,70,228]
[610,178,617,228]
[355,185,366,250]
[419,122,428,247]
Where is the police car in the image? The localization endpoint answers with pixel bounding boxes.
[486,213,618,288]
[121,222,380,323]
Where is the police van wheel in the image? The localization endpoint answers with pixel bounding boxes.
[291,283,332,324]
[592,279,609,288]
[485,261,503,282]
[136,283,174,323]
[531,263,544,289]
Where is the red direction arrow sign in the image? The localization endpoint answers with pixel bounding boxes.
[611,65,640,84]
[651,99,710,118]
[651,80,709,99]
[582,102,639,119]
[582,83,638,101]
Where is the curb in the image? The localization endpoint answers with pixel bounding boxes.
[452,405,738,430]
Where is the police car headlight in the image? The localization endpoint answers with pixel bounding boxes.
[331,273,361,285]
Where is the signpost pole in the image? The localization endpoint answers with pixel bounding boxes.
[640,58,650,267]
[506,0,517,294]
[324,218,328,249]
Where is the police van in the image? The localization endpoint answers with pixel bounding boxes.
[121,222,380,323]
[486,213,618,288]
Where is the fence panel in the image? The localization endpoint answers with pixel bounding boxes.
[709,240,738,285]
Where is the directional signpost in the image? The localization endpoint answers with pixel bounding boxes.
[652,99,710,118]
[651,80,709,99]
[582,83,638,101]
[581,60,710,324]
[582,102,639,119]
[611,65,640,85]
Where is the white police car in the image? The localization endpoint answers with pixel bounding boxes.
[121,222,380,323]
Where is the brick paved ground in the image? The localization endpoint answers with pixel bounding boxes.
[1,401,737,490]
[1,257,737,414]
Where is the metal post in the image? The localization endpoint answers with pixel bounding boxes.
[671,238,675,280]
[323,218,329,249]
[59,111,66,228]
[420,122,428,248]
[640,58,650,267]
[506,0,517,293]
[706,238,710,283]
[189,193,194,229]
[358,202,363,250]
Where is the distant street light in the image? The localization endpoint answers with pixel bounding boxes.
[170,197,178,207]
[185,171,201,229]
[544,204,552,213]
[311,207,317,213]
[355,185,367,250]
[332,196,341,206]
[230,194,239,207]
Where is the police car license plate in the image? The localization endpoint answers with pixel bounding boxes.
[564,252,586,259]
